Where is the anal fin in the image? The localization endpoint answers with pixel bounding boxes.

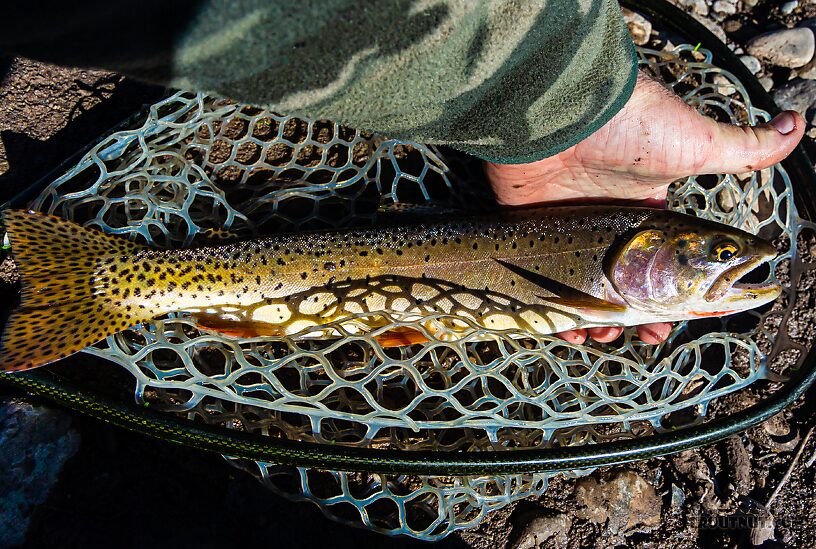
[373,326,430,348]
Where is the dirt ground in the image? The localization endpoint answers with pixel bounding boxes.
[2,2,816,548]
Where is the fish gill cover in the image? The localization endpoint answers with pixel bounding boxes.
[6,45,814,539]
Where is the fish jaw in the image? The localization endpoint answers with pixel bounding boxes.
[693,241,781,317]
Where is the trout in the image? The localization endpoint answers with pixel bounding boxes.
[0,207,781,372]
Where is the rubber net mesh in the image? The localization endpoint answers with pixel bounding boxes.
[13,45,813,539]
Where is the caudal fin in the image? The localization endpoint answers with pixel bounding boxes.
[0,210,145,372]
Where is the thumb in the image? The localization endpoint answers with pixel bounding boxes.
[699,110,805,174]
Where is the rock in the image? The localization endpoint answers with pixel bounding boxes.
[724,19,743,34]
[773,79,816,124]
[574,471,661,540]
[713,0,737,15]
[0,399,80,548]
[724,436,752,496]
[743,0,758,6]
[798,56,816,79]
[717,187,737,212]
[670,484,686,512]
[678,0,709,16]
[746,28,815,69]
[513,514,572,549]
[762,412,791,437]
[749,506,776,546]
[759,76,774,92]
[781,1,798,15]
[672,451,721,512]
[740,55,762,75]
[622,8,652,46]
[714,74,736,95]
[691,12,727,43]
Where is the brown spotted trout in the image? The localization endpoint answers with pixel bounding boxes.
[0,206,780,372]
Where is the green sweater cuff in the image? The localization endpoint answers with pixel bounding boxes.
[456,40,639,165]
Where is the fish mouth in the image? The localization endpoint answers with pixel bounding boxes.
[704,245,781,305]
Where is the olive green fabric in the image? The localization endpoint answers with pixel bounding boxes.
[0,0,637,163]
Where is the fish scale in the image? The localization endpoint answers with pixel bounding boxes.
[0,206,780,371]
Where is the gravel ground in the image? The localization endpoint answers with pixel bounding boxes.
[2,1,816,547]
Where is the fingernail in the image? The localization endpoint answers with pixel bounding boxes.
[770,112,796,135]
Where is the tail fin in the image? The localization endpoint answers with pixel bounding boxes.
[1,210,146,372]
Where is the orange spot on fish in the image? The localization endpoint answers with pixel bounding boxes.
[690,310,737,317]
[194,315,284,338]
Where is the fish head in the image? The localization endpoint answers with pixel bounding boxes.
[607,217,781,317]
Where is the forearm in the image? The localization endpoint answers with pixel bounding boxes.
[0,0,637,163]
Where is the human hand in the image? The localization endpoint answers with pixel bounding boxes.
[485,71,804,344]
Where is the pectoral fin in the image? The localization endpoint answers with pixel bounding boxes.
[492,258,626,313]
[536,294,627,313]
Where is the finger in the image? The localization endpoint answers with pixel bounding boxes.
[640,195,668,209]
[637,322,674,344]
[556,328,587,344]
[587,326,624,343]
[701,110,805,174]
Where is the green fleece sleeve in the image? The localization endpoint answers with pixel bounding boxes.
[0,0,637,164]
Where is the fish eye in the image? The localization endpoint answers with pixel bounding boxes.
[711,240,739,262]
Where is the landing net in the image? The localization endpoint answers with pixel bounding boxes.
[15,45,812,539]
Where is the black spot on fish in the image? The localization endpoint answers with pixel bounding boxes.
[678,254,688,265]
